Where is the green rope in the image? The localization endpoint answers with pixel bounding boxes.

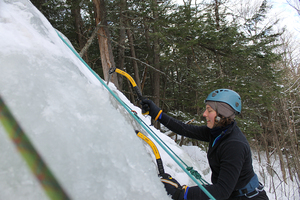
[187,167,210,185]
[0,96,70,200]
[56,30,216,200]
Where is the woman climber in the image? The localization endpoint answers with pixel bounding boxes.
[141,89,269,200]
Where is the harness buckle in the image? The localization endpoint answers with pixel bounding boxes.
[244,182,264,198]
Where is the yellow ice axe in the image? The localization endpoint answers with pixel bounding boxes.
[135,130,165,176]
[107,68,149,115]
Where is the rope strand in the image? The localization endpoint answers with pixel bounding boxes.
[0,96,70,200]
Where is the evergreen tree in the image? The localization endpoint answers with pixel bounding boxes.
[31,0,283,136]
[158,1,282,136]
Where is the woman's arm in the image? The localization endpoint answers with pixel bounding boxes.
[159,113,211,142]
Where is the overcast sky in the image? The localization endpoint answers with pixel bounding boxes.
[174,0,300,36]
[269,0,300,35]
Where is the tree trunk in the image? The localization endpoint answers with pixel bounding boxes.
[67,0,89,63]
[92,0,119,89]
[152,0,161,129]
[270,112,287,183]
[126,25,141,90]
[214,0,220,29]
[117,0,126,91]
[143,18,153,95]
[287,94,300,182]
[213,0,223,78]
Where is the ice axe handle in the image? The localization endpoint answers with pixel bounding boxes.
[156,158,165,176]
[133,86,144,101]
[135,130,165,176]
[113,68,149,114]
[133,87,149,115]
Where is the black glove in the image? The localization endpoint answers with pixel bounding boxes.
[160,173,188,200]
[140,99,162,121]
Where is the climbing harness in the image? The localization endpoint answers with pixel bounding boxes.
[0,96,70,200]
[231,174,264,198]
[56,30,215,200]
[135,130,164,176]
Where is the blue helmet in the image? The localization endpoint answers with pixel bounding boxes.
[205,89,241,114]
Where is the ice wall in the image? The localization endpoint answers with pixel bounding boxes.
[0,1,171,199]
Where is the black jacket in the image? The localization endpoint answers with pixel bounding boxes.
[159,113,255,200]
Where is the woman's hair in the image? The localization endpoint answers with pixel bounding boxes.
[214,114,234,127]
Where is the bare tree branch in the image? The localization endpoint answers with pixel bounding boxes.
[79,22,101,57]
[287,0,300,15]
[124,56,166,75]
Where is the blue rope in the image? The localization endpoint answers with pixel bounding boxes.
[56,30,216,200]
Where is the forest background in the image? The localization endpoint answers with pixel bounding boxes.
[30,0,300,191]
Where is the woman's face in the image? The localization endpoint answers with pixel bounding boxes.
[203,104,217,129]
